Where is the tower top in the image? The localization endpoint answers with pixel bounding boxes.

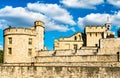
[106,16,111,24]
[105,16,111,30]
[34,20,44,27]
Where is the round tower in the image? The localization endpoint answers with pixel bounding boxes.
[3,27,36,63]
[34,20,45,52]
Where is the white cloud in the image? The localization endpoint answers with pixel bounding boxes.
[27,3,76,25]
[108,0,120,8]
[0,6,47,27]
[45,21,70,32]
[77,13,110,28]
[0,45,3,50]
[77,11,120,29]
[60,0,104,9]
[0,2,76,32]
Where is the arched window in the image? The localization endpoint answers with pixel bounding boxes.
[74,36,77,41]
[79,35,81,41]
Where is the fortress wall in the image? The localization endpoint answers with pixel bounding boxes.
[36,55,118,63]
[1,64,120,78]
[98,48,120,55]
[38,49,96,56]
[85,26,106,32]
[100,38,120,48]
[4,28,36,36]
[98,38,120,54]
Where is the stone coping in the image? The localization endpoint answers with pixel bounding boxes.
[0,62,120,67]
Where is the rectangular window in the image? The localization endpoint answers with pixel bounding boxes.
[28,38,32,45]
[74,44,78,50]
[90,33,92,37]
[8,48,12,55]
[96,33,97,36]
[8,37,12,44]
[28,49,32,56]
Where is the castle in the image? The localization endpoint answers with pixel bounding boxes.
[3,19,117,63]
[2,20,120,78]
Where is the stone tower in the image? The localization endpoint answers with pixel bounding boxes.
[3,20,45,63]
[105,16,111,30]
[34,20,45,51]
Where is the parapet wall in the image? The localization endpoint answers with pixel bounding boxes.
[36,55,118,63]
[100,38,120,48]
[98,38,120,54]
[4,27,36,36]
[1,62,120,78]
[85,26,106,32]
[38,49,97,56]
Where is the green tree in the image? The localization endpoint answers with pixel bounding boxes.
[0,50,3,63]
[118,27,120,37]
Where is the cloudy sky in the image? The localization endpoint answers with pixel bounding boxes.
[0,0,120,50]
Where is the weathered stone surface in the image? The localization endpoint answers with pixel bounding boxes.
[1,65,120,78]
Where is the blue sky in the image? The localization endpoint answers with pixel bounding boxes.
[0,0,120,50]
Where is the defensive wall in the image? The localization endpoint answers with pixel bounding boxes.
[4,27,36,36]
[98,38,120,54]
[34,49,119,63]
[85,26,106,32]
[1,62,120,78]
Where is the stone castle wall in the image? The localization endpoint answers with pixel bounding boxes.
[54,32,83,50]
[85,26,106,32]
[35,49,119,63]
[1,62,120,78]
[4,27,36,36]
[98,38,120,54]
[100,38,120,49]
[36,55,118,63]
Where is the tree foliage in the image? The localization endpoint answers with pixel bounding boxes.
[0,50,3,63]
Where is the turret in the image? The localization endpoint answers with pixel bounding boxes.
[105,16,111,30]
[34,20,44,28]
[34,20,45,51]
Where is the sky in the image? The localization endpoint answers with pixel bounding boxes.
[0,0,120,50]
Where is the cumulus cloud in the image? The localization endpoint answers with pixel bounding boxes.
[27,3,76,25]
[0,2,75,32]
[107,0,120,8]
[77,13,110,28]
[77,11,120,29]
[60,0,104,9]
[0,6,46,27]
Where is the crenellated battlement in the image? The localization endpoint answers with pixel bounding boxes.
[4,27,36,36]
[85,26,106,33]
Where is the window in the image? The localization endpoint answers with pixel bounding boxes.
[28,38,32,45]
[74,36,77,41]
[8,37,12,44]
[8,48,12,55]
[79,35,81,41]
[95,44,98,47]
[96,33,97,36]
[74,44,78,50]
[28,49,32,56]
[90,33,92,36]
